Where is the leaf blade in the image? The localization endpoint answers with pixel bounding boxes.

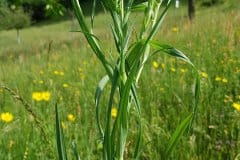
[55,104,68,160]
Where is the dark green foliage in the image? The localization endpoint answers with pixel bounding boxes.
[201,0,225,7]
[0,7,30,31]
[0,5,31,43]
[0,6,30,32]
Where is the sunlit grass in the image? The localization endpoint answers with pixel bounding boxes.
[0,1,240,159]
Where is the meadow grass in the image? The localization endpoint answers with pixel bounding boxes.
[0,2,240,159]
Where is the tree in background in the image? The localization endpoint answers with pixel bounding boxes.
[0,3,31,44]
[188,0,195,20]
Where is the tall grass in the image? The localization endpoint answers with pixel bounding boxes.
[0,1,239,159]
[55,0,200,159]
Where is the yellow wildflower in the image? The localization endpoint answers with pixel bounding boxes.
[60,71,64,76]
[201,71,208,78]
[172,27,179,32]
[222,78,228,83]
[171,67,176,72]
[111,107,118,118]
[1,112,14,123]
[215,76,222,81]
[54,70,59,75]
[39,80,44,84]
[67,114,76,122]
[32,91,51,101]
[232,102,240,111]
[32,92,42,101]
[152,61,159,69]
[42,92,51,101]
[161,63,165,69]
[62,83,69,88]
[180,68,186,73]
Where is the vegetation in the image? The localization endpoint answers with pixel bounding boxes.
[0,0,240,159]
[68,0,199,159]
[0,5,31,44]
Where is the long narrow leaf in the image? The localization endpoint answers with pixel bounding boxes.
[91,0,96,31]
[189,72,200,131]
[104,67,119,159]
[131,2,148,12]
[55,104,68,160]
[150,41,200,129]
[150,41,193,66]
[145,0,173,43]
[71,141,81,160]
[164,114,193,157]
[95,75,109,138]
[72,0,113,79]
[131,85,142,159]
[115,60,139,158]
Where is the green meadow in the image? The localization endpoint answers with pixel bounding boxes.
[0,2,240,159]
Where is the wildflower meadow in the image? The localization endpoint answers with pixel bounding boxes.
[0,0,240,159]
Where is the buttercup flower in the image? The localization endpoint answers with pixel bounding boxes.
[152,61,159,69]
[215,76,222,81]
[222,78,228,83]
[1,112,14,123]
[38,80,44,84]
[54,70,59,75]
[201,71,208,78]
[111,107,118,118]
[62,83,69,88]
[161,63,165,69]
[172,27,179,32]
[59,71,64,76]
[32,92,42,101]
[42,92,51,101]
[171,67,176,72]
[67,114,76,122]
[32,91,51,101]
[180,68,186,73]
[232,102,240,111]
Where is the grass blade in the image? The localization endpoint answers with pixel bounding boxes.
[131,2,148,12]
[131,85,142,159]
[55,104,68,160]
[91,0,96,31]
[150,42,193,66]
[115,60,139,158]
[71,141,80,160]
[95,75,109,138]
[146,0,172,43]
[104,67,119,159]
[164,114,193,158]
[71,0,113,78]
[150,41,200,129]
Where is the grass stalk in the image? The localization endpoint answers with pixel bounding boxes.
[71,0,200,159]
